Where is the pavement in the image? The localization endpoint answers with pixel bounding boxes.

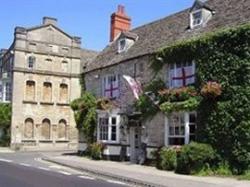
[0,148,130,187]
[43,155,250,187]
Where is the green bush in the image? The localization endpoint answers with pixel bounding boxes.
[158,147,177,171]
[175,142,216,174]
[89,143,103,160]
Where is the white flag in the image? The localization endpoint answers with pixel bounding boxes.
[123,75,142,100]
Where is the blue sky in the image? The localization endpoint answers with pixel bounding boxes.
[1,0,194,51]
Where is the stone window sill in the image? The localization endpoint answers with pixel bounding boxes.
[23,100,38,104]
[55,140,70,143]
[39,140,53,143]
[40,101,54,105]
[56,102,70,106]
[22,139,36,143]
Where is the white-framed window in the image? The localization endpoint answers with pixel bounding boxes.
[165,112,197,146]
[98,115,120,143]
[191,10,203,28]
[28,56,35,69]
[5,82,11,101]
[169,61,195,88]
[118,39,126,53]
[103,74,119,99]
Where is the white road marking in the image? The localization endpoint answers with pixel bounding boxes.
[19,163,31,167]
[0,158,13,163]
[78,175,95,180]
[49,165,62,169]
[106,180,126,185]
[38,167,50,171]
[57,171,71,175]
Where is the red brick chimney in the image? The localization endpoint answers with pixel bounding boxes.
[110,5,131,42]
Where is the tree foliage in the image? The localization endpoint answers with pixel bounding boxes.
[70,92,97,144]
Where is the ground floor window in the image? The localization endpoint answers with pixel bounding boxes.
[165,112,196,146]
[98,115,120,143]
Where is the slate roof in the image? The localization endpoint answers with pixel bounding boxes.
[86,0,250,72]
[81,49,99,72]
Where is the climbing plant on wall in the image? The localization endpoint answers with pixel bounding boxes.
[71,90,114,144]
[0,103,11,146]
[139,23,250,174]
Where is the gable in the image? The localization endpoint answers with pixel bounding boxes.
[27,25,72,46]
[190,0,213,12]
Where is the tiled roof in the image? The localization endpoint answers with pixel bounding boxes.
[86,0,250,72]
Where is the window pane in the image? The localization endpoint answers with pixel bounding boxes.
[169,138,184,145]
[111,126,116,141]
[99,118,109,141]
[112,117,116,125]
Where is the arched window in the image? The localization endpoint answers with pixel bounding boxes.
[41,119,51,140]
[61,61,68,72]
[28,56,35,69]
[24,118,34,139]
[43,82,52,102]
[59,83,68,103]
[58,119,67,140]
[26,81,35,101]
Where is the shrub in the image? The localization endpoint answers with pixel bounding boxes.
[175,142,216,174]
[89,143,103,160]
[158,147,177,171]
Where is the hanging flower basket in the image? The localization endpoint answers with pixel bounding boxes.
[201,81,222,98]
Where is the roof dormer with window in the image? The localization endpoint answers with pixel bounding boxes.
[117,31,138,53]
[190,0,214,29]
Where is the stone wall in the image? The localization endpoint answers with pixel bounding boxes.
[10,22,81,151]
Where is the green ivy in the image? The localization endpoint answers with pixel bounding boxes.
[0,103,11,146]
[149,23,250,174]
[160,97,200,114]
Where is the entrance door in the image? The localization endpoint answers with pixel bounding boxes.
[129,125,141,163]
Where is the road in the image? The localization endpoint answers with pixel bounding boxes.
[0,151,129,187]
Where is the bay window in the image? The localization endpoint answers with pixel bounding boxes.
[98,115,120,143]
[165,112,196,146]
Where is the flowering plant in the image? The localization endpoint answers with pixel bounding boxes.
[201,81,222,98]
[158,86,198,102]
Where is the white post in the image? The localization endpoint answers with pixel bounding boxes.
[164,115,169,146]
[184,112,190,144]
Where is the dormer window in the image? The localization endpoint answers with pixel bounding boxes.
[118,39,126,53]
[191,10,203,28]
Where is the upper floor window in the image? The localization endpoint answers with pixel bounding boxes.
[59,83,68,103]
[169,61,195,88]
[28,56,35,69]
[103,74,119,99]
[49,45,58,53]
[26,80,35,101]
[118,39,126,53]
[191,10,203,28]
[4,82,11,101]
[43,82,52,102]
[61,60,68,72]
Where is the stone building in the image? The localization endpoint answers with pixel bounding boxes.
[1,17,97,150]
[82,0,250,162]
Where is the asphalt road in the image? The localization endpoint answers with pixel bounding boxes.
[0,151,129,187]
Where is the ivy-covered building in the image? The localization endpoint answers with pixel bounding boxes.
[82,0,250,164]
